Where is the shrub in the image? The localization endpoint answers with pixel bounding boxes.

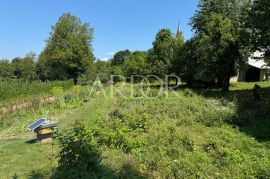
[184,88,193,97]
[50,86,64,95]
[53,122,101,179]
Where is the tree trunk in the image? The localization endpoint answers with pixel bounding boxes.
[221,75,230,91]
[73,77,78,85]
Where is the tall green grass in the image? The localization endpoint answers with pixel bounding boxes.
[0,80,73,103]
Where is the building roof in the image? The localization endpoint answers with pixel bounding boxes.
[248,51,270,70]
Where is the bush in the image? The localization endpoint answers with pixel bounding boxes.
[53,122,101,179]
[50,86,64,95]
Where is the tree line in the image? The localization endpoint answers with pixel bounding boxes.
[0,0,269,90]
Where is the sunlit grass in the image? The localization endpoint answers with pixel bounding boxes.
[0,80,73,105]
[0,82,270,178]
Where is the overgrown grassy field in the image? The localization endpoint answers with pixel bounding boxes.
[0,80,73,104]
[0,82,270,178]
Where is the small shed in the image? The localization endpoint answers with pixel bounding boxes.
[231,52,270,82]
[27,118,58,143]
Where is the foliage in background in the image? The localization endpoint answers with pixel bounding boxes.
[149,29,177,76]
[123,51,149,78]
[0,53,37,82]
[38,13,94,84]
[174,37,200,86]
[0,0,269,90]
[111,50,131,66]
[0,60,14,79]
[171,28,185,81]
[249,0,270,61]
[190,0,252,90]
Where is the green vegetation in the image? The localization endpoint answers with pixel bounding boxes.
[150,29,180,77]
[249,0,270,61]
[0,85,99,178]
[54,82,270,178]
[189,0,251,90]
[0,0,269,89]
[0,13,94,84]
[0,80,73,104]
[0,82,270,178]
[0,0,269,178]
[0,53,37,82]
[96,0,269,90]
[38,13,95,84]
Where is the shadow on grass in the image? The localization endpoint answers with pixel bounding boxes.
[22,161,147,179]
[100,162,147,179]
[25,139,37,144]
[27,170,44,179]
[192,84,270,142]
[51,162,146,179]
[12,170,45,179]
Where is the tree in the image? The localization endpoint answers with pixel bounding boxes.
[0,59,14,79]
[111,50,131,66]
[191,0,242,33]
[198,13,237,90]
[20,53,38,82]
[191,0,251,90]
[249,0,270,61]
[93,60,111,83]
[110,65,124,83]
[36,51,49,81]
[175,38,199,85]
[40,13,94,84]
[11,57,23,79]
[123,51,149,77]
[9,53,38,82]
[172,28,185,84]
[151,29,176,76]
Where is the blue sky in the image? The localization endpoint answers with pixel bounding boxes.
[0,0,198,61]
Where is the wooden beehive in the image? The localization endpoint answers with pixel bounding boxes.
[27,118,58,143]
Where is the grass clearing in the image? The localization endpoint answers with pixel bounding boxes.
[0,82,270,178]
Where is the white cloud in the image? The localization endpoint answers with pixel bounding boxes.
[107,52,115,56]
[99,52,115,61]
[100,57,109,61]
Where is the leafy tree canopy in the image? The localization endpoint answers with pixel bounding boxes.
[40,13,95,84]
[0,59,14,79]
[111,50,131,66]
[190,0,251,90]
[0,53,37,82]
[123,51,149,77]
[249,0,270,61]
[151,29,176,76]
